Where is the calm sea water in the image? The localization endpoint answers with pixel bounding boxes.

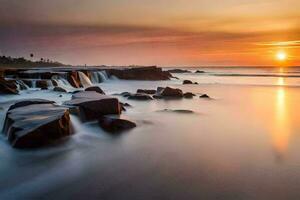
[1,67,300,199]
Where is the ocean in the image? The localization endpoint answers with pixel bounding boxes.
[1,66,300,199]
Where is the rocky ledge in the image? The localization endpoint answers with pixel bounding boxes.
[3,99,73,148]
[107,66,171,80]
[120,86,203,100]
[1,66,172,93]
[98,116,136,134]
[0,77,18,94]
[64,91,122,121]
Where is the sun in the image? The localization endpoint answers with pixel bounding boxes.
[276,51,287,61]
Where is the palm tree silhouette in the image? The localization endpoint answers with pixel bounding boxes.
[30,53,34,60]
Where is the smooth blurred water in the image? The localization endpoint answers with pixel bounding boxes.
[1,67,300,199]
[172,67,300,86]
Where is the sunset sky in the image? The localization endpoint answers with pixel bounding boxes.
[0,0,299,66]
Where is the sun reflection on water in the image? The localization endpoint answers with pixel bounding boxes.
[277,77,284,86]
[272,78,290,162]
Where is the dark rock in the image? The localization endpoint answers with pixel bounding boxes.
[128,93,153,100]
[53,86,67,93]
[85,86,105,94]
[183,92,196,98]
[158,109,194,114]
[120,92,134,97]
[107,66,171,80]
[158,87,183,98]
[183,80,193,84]
[0,78,18,94]
[64,91,122,121]
[67,71,81,88]
[195,70,205,73]
[71,90,82,94]
[152,95,163,99]
[194,82,199,84]
[98,116,136,133]
[3,103,72,148]
[36,80,48,89]
[136,89,156,95]
[8,99,55,111]
[156,87,165,94]
[52,80,58,87]
[167,69,191,73]
[200,94,210,98]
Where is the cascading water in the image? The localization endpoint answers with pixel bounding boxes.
[52,75,74,91]
[78,72,92,87]
[32,80,37,88]
[91,71,100,83]
[90,71,109,83]
[15,80,29,90]
[98,71,108,82]
[47,80,54,88]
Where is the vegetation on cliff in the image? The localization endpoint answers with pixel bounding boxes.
[0,55,65,68]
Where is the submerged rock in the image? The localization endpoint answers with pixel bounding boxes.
[64,91,122,121]
[183,92,196,98]
[0,78,18,94]
[167,69,191,73]
[155,87,183,99]
[128,93,153,100]
[158,109,194,114]
[85,86,105,94]
[120,92,132,97]
[200,94,210,98]
[183,80,193,84]
[136,89,156,95]
[183,80,198,85]
[53,86,67,93]
[195,70,205,73]
[98,116,136,133]
[3,103,72,148]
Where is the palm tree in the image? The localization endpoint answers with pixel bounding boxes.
[30,53,34,60]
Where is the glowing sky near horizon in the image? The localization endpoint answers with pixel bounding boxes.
[0,0,299,66]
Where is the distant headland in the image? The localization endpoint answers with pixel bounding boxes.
[0,55,65,68]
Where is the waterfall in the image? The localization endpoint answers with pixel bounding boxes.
[32,80,37,88]
[16,80,29,90]
[52,75,74,90]
[47,80,54,88]
[91,71,99,83]
[78,72,92,87]
[90,71,108,83]
[98,71,108,82]
[110,75,119,80]
[70,115,81,134]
